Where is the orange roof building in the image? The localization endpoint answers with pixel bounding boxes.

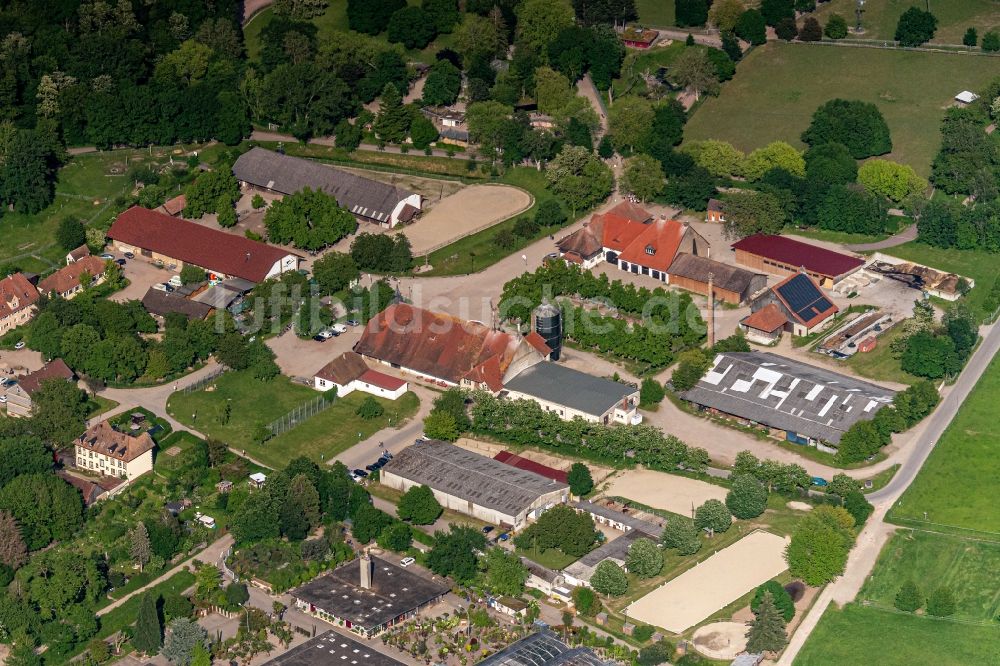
[0,273,39,336]
[354,304,546,392]
[556,202,710,279]
[38,256,107,299]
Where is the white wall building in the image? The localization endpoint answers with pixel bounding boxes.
[75,421,154,482]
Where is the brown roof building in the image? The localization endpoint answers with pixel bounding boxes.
[38,255,107,299]
[665,253,767,305]
[108,207,300,283]
[354,304,544,392]
[742,272,839,341]
[141,287,213,320]
[0,273,40,336]
[314,351,370,386]
[75,421,156,481]
[160,194,187,217]
[4,359,75,418]
[66,244,91,264]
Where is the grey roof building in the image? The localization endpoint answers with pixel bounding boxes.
[680,351,895,445]
[573,501,663,536]
[262,630,407,666]
[232,147,422,227]
[380,440,569,530]
[291,554,449,637]
[477,630,613,666]
[503,362,641,425]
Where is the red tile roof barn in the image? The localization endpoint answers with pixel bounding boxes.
[314,351,370,385]
[38,256,106,296]
[108,207,296,283]
[618,219,687,272]
[359,369,407,391]
[731,235,864,278]
[354,303,526,391]
[16,359,74,396]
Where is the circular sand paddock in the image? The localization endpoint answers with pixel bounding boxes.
[692,622,748,660]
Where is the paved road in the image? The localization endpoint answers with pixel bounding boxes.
[98,533,234,616]
[844,224,918,252]
[779,317,1000,664]
[96,360,222,433]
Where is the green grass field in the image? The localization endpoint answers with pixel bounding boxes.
[860,530,1000,621]
[843,324,921,386]
[684,42,1000,177]
[167,370,419,469]
[244,0,455,65]
[636,0,676,27]
[810,0,1000,44]
[889,352,1000,536]
[795,603,1000,665]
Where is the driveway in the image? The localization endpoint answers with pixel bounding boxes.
[109,254,177,303]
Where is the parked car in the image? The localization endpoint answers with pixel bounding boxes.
[352,469,367,478]
[399,557,415,567]
[115,258,126,266]
[100,253,114,260]
[152,283,173,293]
[313,335,329,342]
[365,462,380,472]
[14,341,25,350]
[331,323,348,334]
[346,319,360,327]
[482,526,494,534]
[811,477,828,487]
[498,533,509,542]
[123,251,135,259]
[0,396,6,404]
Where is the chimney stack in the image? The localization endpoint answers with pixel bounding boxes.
[707,273,715,348]
[360,551,372,589]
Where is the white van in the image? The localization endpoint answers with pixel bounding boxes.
[168,275,183,288]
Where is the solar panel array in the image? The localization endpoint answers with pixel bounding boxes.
[777,273,833,322]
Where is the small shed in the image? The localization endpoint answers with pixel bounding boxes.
[490,596,528,618]
[955,90,979,106]
[857,336,877,353]
[249,472,267,488]
[216,480,233,493]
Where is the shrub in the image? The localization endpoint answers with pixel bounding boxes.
[632,625,655,642]
[572,586,598,615]
[926,586,956,617]
[825,13,848,39]
[751,580,794,621]
[894,580,923,612]
[251,194,266,209]
[639,378,665,407]
[355,396,385,420]
[513,217,540,238]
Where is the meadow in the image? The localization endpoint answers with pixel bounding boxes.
[636,0,676,27]
[810,0,1000,44]
[684,42,1000,177]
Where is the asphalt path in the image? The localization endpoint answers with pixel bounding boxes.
[780,317,1000,664]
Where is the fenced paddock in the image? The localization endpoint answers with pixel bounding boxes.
[267,394,335,437]
[625,530,789,633]
[602,469,727,517]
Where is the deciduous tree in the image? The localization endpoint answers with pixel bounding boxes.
[622,155,665,201]
[567,462,594,496]
[894,580,923,612]
[802,99,892,159]
[590,560,628,596]
[398,485,443,525]
[661,515,701,555]
[545,145,614,213]
[722,191,786,239]
[625,537,663,578]
[858,159,927,202]
[485,548,528,595]
[784,505,855,585]
[670,48,719,101]
[895,7,937,47]
[735,9,767,45]
[926,586,956,617]
[676,0,709,27]
[694,499,732,534]
[825,13,848,39]
[726,474,768,519]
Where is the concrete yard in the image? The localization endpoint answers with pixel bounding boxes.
[626,531,789,633]
[403,184,533,255]
[601,469,728,516]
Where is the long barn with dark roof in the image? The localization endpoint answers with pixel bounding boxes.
[232,147,422,228]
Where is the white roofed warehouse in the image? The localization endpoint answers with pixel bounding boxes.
[380,440,569,530]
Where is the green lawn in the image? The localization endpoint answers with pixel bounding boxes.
[880,242,997,321]
[422,168,569,276]
[517,546,580,571]
[795,603,1000,666]
[889,352,1000,537]
[860,530,1000,622]
[167,371,420,469]
[843,324,922,386]
[244,0,456,66]
[636,0,676,27]
[684,42,1000,177]
[810,0,1000,44]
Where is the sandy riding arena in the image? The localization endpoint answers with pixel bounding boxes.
[692,622,748,660]
[602,470,727,516]
[403,184,533,255]
[626,531,789,633]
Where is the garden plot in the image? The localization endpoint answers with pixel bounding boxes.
[602,469,727,516]
[626,531,789,633]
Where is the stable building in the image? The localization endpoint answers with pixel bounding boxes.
[232,147,421,228]
[313,351,409,399]
[75,420,155,481]
[743,272,839,338]
[502,362,641,425]
[380,440,569,530]
[731,234,864,287]
[108,206,300,283]
[0,273,39,336]
[354,303,545,392]
[291,553,449,637]
[141,287,213,321]
[680,351,895,446]
[665,253,767,305]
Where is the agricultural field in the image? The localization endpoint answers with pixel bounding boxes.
[889,354,1000,535]
[795,603,1000,665]
[166,370,419,469]
[684,42,1000,177]
[810,0,1000,44]
[860,530,1000,622]
[244,0,456,65]
[636,0,676,27]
